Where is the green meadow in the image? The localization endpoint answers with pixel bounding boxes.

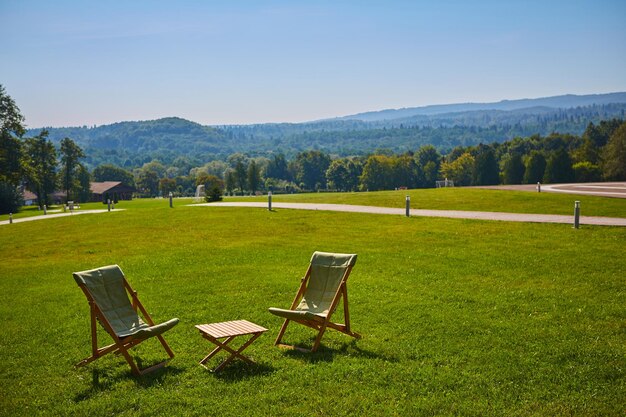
[0,191,624,416]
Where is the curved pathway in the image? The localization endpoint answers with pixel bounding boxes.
[191,202,626,227]
[0,209,124,226]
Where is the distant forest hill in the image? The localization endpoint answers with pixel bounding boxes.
[27,93,626,169]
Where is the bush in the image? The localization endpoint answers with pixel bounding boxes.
[205,186,223,202]
[0,182,23,214]
[573,161,602,182]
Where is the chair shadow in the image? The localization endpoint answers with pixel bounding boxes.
[211,361,276,382]
[74,362,184,402]
[282,338,399,363]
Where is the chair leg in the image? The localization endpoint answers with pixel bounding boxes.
[311,324,329,352]
[274,319,290,346]
[157,335,175,359]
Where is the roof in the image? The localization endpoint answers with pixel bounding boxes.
[90,181,129,194]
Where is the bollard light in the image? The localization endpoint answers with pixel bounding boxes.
[107,199,111,212]
[573,201,580,229]
[537,182,541,193]
[268,191,272,211]
[169,192,173,208]
[405,195,410,217]
[9,213,12,224]
[43,204,47,215]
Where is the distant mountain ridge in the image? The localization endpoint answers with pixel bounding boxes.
[26,92,626,169]
[334,92,626,121]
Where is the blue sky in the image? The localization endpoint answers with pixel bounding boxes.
[1,0,625,127]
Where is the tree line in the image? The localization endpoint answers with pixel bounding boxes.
[2,83,625,213]
[1,85,90,213]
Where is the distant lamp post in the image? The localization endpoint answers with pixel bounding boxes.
[268,191,272,211]
[169,192,173,208]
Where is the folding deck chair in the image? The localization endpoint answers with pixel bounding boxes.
[269,251,361,352]
[73,265,179,376]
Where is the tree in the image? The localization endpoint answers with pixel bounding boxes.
[24,130,57,206]
[502,153,525,184]
[416,145,441,187]
[326,158,361,191]
[572,161,602,182]
[394,154,422,189]
[294,150,330,190]
[234,161,247,195]
[137,169,159,197]
[601,121,626,180]
[265,153,290,180]
[0,84,26,214]
[440,152,474,186]
[247,160,261,194]
[543,149,574,183]
[359,155,395,191]
[93,164,135,186]
[159,178,177,195]
[472,146,500,185]
[224,169,236,196]
[59,137,85,202]
[196,174,224,202]
[76,165,92,203]
[523,151,546,184]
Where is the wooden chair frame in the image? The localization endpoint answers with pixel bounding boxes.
[274,263,361,353]
[75,277,175,376]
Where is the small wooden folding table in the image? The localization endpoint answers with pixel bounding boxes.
[195,320,267,372]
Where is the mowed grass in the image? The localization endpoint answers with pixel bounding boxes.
[228,187,626,218]
[0,196,624,416]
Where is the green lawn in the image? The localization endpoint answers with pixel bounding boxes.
[227,187,626,218]
[0,195,624,416]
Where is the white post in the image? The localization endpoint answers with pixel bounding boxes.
[107,199,111,212]
[405,195,410,217]
[43,204,47,215]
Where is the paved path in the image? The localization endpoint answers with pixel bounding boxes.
[191,202,626,227]
[474,182,626,198]
[0,209,124,226]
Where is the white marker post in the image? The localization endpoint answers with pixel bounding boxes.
[405,195,410,217]
[107,199,111,212]
[43,204,47,215]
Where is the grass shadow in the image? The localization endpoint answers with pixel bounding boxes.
[208,361,275,382]
[73,363,184,402]
[282,339,398,363]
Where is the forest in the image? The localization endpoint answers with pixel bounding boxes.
[2,84,626,213]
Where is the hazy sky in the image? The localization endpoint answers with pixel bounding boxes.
[1,0,625,128]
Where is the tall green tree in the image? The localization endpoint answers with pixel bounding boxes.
[265,153,290,180]
[0,84,26,213]
[543,149,574,184]
[502,153,525,184]
[247,160,261,194]
[76,165,92,203]
[523,151,546,184]
[601,121,626,180]
[24,130,57,206]
[472,146,500,185]
[440,152,474,186]
[326,158,361,192]
[234,161,247,195]
[415,145,441,187]
[294,150,330,190]
[59,137,85,202]
[359,155,395,191]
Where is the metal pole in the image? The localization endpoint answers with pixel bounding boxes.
[573,201,580,229]
[169,192,173,208]
[268,191,272,211]
[9,213,12,224]
[43,204,47,215]
[537,182,541,193]
[405,195,410,217]
[107,199,111,212]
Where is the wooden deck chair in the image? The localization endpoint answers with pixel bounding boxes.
[269,251,361,352]
[73,265,179,376]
